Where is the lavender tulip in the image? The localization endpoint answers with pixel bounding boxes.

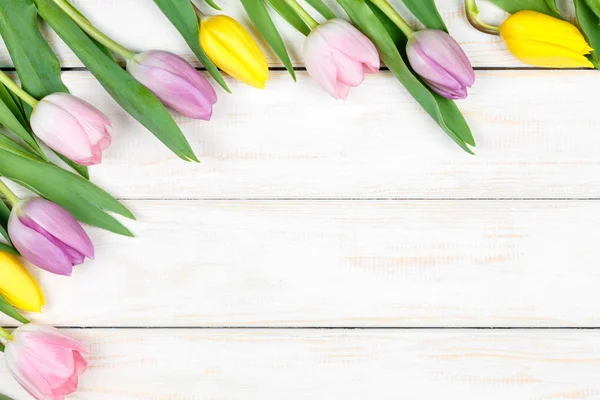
[406,29,475,99]
[127,50,217,120]
[30,93,112,166]
[8,198,94,276]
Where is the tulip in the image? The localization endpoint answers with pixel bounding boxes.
[8,198,94,276]
[499,11,594,68]
[406,29,475,99]
[127,50,217,120]
[2,324,88,400]
[0,251,44,312]
[30,93,112,166]
[200,15,269,89]
[303,19,380,99]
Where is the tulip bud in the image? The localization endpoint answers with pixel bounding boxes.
[304,19,380,100]
[30,93,112,166]
[8,198,94,276]
[200,15,269,89]
[4,324,88,399]
[127,50,217,120]
[0,251,44,312]
[406,29,475,100]
[500,10,593,68]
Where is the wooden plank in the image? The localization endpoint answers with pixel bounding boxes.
[0,0,526,68]
[2,199,600,327]
[39,70,600,199]
[1,329,600,399]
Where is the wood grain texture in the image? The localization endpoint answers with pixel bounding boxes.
[0,199,598,327]
[0,0,522,68]
[41,70,600,199]
[2,329,600,400]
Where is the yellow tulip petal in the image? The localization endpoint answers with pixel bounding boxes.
[500,10,593,68]
[0,251,44,312]
[505,38,594,68]
[200,15,269,89]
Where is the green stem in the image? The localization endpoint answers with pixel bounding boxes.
[0,327,12,342]
[0,71,38,107]
[369,0,414,38]
[52,0,136,60]
[0,180,20,207]
[464,0,500,35]
[284,0,319,29]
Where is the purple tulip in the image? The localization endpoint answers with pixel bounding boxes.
[31,93,112,166]
[127,50,217,120]
[304,19,380,100]
[8,198,94,276]
[406,29,475,99]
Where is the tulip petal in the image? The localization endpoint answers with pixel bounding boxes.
[0,251,45,312]
[21,198,94,260]
[19,325,88,354]
[330,48,365,87]
[9,213,74,276]
[319,19,380,72]
[30,101,95,164]
[304,32,340,98]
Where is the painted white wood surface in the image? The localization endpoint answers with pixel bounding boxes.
[1,0,600,399]
[3,330,600,400]
[3,0,517,68]
[1,200,599,327]
[38,70,600,199]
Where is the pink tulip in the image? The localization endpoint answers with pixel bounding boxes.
[4,324,88,400]
[304,19,380,99]
[127,50,217,120]
[8,198,94,276]
[30,93,112,166]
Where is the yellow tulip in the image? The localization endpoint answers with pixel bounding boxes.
[0,251,44,312]
[200,15,269,89]
[500,10,594,68]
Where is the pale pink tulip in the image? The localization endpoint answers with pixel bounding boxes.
[30,93,112,166]
[304,19,380,99]
[8,198,94,276]
[127,50,217,120]
[4,324,88,400]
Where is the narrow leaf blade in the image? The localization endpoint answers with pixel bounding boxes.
[305,0,337,19]
[400,0,447,31]
[267,0,312,36]
[0,293,29,324]
[241,0,296,80]
[487,0,561,16]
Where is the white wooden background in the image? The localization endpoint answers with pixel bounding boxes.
[2,0,600,398]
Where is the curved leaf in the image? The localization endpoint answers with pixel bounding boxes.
[575,0,600,68]
[0,293,29,324]
[305,0,337,19]
[35,0,198,162]
[584,0,600,20]
[153,0,230,92]
[241,0,296,80]
[203,0,221,10]
[487,0,560,16]
[336,0,475,153]
[0,136,134,236]
[267,0,311,36]
[399,0,447,31]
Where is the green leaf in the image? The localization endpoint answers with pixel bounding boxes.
[0,0,69,100]
[0,84,46,159]
[487,0,560,16]
[153,0,230,92]
[575,0,600,67]
[35,0,198,162]
[584,0,600,20]
[267,0,311,36]
[0,293,29,324]
[400,0,447,31]
[54,151,90,180]
[0,135,134,236]
[241,0,296,80]
[305,0,337,19]
[203,0,221,10]
[0,243,18,256]
[336,0,475,153]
